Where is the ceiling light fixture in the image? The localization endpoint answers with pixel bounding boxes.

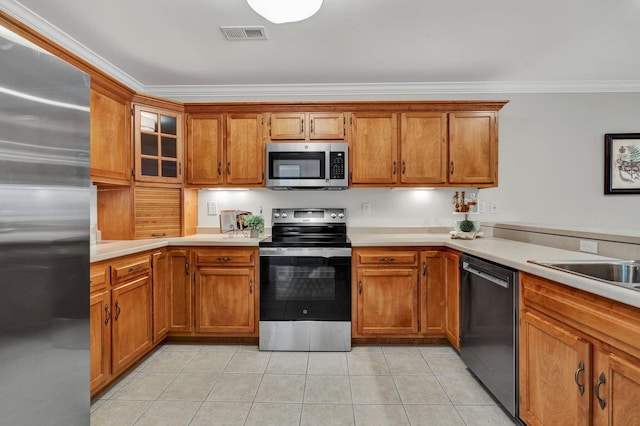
[246,0,323,24]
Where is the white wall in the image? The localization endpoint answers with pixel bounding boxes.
[197,92,640,233]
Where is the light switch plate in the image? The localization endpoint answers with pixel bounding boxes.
[579,240,598,254]
[207,201,218,216]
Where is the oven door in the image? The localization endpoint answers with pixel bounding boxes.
[259,247,351,321]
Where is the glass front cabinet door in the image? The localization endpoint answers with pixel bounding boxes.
[133,104,183,183]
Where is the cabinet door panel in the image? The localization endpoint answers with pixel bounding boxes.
[593,350,640,425]
[168,250,192,333]
[449,112,497,184]
[350,113,398,184]
[269,112,305,140]
[90,290,111,395]
[519,311,591,426]
[421,251,445,334]
[186,114,224,184]
[133,105,183,184]
[357,268,418,335]
[226,114,264,185]
[111,275,153,375]
[90,88,131,185]
[400,112,447,184]
[194,267,255,334]
[309,112,345,140]
[152,251,169,342]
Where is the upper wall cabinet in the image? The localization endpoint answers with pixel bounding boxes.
[90,85,132,185]
[448,112,498,185]
[186,113,224,185]
[400,112,448,185]
[133,104,183,184]
[267,112,346,141]
[351,107,501,188]
[225,113,264,185]
[350,112,398,184]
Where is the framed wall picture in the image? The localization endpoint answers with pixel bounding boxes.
[604,133,640,194]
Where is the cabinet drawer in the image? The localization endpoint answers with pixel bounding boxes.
[110,255,151,284]
[355,250,418,266]
[194,248,256,266]
[90,263,110,292]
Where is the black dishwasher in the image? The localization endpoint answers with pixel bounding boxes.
[460,253,519,420]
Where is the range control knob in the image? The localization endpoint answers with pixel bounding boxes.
[274,213,280,218]
[330,212,337,218]
[281,212,288,218]
[338,212,345,218]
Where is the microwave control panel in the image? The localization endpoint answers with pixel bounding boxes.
[330,152,346,179]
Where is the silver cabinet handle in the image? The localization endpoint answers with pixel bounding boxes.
[574,361,584,395]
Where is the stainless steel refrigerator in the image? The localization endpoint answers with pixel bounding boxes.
[0,26,90,424]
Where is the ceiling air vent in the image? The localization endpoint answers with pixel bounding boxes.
[220,26,268,41]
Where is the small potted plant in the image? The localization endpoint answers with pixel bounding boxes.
[243,214,264,238]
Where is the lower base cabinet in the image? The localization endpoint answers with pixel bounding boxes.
[89,267,111,395]
[111,274,153,375]
[352,248,447,339]
[519,272,640,426]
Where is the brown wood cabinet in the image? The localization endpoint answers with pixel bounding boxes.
[192,248,258,335]
[110,255,153,375]
[168,249,192,333]
[352,110,498,187]
[267,112,346,141]
[350,113,398,185]
[134,186,182,239]
[400,113,448,185]
[89,264,111,396]
[186,113,224,185]
[353,248,446,338]
[152,250,169,343]
[90,84,132,185]
[519,272,640,426]
[448,111,498,185]
[420,250,445,334]
[225,113,264,185]
[444,250,460,350]
[133,104,183,184]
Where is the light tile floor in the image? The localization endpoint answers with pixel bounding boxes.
[91,343,516,425]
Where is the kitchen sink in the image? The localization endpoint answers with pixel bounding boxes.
[529,260,640,291]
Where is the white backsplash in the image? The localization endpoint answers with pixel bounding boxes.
[197,187,488,230]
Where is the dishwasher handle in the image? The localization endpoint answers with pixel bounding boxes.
[462,261,510,289]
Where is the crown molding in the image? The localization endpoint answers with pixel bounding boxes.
[145,80,640,102]
[0,0,144,92]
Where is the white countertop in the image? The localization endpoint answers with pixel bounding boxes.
[91,232,640,309]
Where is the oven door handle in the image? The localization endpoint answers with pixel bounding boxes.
[259,247,352,257]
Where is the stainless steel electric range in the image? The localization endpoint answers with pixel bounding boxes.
[258,208,351,351]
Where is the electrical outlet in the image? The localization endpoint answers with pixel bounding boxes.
[207,201,218,216]
[491,202,499,213]
[579,240,598,254]
[362,202,370,216]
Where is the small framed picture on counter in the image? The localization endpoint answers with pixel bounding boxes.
[604,133,640,194]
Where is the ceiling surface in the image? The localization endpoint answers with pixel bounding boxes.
[3,0,640,98]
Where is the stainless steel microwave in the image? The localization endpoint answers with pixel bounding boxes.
[265,142,348,190]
